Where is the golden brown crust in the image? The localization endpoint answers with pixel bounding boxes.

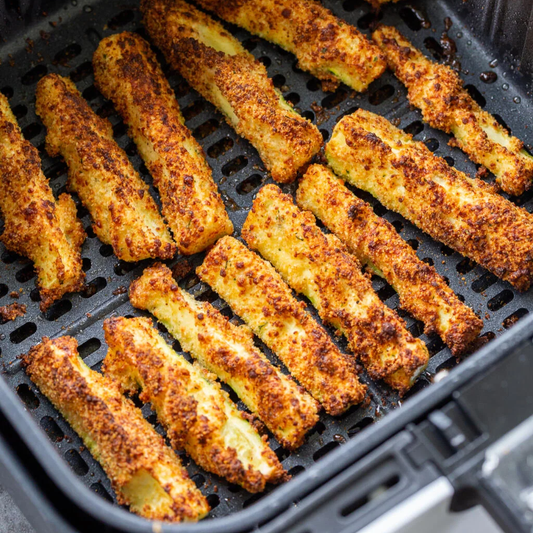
[103,316,286,492]
[196,0,386,92]
[297,164,483,355]
[23,336,209,522]
[141,0,322,183]
[372,25,533,196]
[242,185,428,392]
[326,109,533,292]
[93,32,233,255]
[197,236,366,413]
[0,93,85,311]
[35,74,176,261]
[129,263,318,449]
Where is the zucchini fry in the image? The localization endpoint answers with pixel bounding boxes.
[326,109,533,291]
[35,74,176,261]
[129,264,319,449]
[141,0,322,183]
[242,185,428,393]
[93,32,233,255]
[195,0,386,92]
[103,317,286,491]
[372,25,533,196]
[23,336,209,522]
[198,236,367,414]
[0,94,85,311]
[297,164,483,355]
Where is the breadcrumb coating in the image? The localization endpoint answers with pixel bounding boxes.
[129,264,319,449]
[103,316,286,492]
[373,25,533,196]
[93,32,233,255]
[0,93,85,311]
[197,236,366,414]
[243,185,428,393]
[141,0,322,183]
[35,74,176,262]
[297,164,483,355]
[196,0,386,92]
[23,336,209,522]
[326,109,533,291]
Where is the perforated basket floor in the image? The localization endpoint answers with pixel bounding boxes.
[1,0,533,522]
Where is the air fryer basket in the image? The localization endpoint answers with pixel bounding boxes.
[1,0,533,531]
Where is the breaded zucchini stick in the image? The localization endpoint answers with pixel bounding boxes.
[141,0,322,183]
[242,185,428,393]
[23,336,208,522]
[36,74,176,261]
[297,165,483,355]
[0,94,85,311]
[103,317,286,491]
[373,26,533,196]
[197,236,367,413]
[327,109,533,291]
[195,0,386,92]
[93,33,233,255]
[129,264,319,449]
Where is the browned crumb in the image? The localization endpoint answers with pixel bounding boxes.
[172,261,193,281]
[0,303,26,321]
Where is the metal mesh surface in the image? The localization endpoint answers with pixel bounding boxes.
[1,0,533,521]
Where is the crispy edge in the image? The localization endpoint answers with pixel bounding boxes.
[35,73,176,261]
[93,32,233,254]
[22,335,209,522]
[326,109,533,292]
[0,93,85,311]
[372,25,533,196]
[103,316,286,492]
[297,164,483,355]
[141,0,322,183]
[128,263,319,449]
[196,236,367,414]
[196,0,386,92]
[243,184,429,392]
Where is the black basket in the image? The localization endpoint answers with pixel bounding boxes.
[1,0,533,532]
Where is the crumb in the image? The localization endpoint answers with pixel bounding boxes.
[112,286,127,296]
[9,291,19,299]
[241,411,267,434]
[310,101,328,125]
[476,166,489,179]
[0,303,26,322]
[25,38,34,54]
[172,261,192,281]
